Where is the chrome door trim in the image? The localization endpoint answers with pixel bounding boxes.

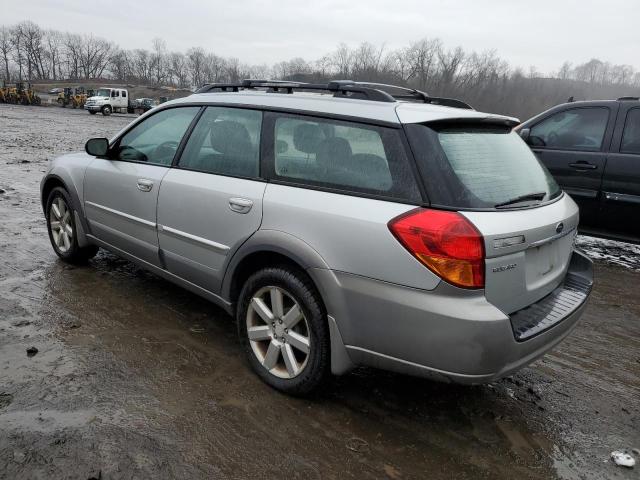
[85,201,156,228]
[158,224,230,253]
[604,191,640,205]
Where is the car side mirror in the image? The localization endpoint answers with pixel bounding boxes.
[519,128,531,143]
[85,137,109,157]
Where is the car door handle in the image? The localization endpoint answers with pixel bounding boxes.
[569,162,597,170]
[229,197,253,214]
[136,179,154,192]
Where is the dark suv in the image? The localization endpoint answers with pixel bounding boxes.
[517,97,640,242]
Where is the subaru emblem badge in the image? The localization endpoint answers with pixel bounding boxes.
[556,222,564,234]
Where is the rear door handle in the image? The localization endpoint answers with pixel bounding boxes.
[569,162,597,170]
[137,179,154,192]
[229,197,253,214]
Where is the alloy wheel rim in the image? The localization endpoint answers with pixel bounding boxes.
[49,196,73,253]
[246,286,311,379]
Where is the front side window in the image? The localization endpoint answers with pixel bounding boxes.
[115,107,200,165]
[529,107,609,151]
[405,124,561,209]
[178,107,262,177]
[621,108,640,154]
[271,114,420,201]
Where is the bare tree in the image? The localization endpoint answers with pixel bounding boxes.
[187,47,206,87]
[168,51,189,87]
[151,37,166,85]
[0,26,11,81]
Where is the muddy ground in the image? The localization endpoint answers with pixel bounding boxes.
[0,104,638,479]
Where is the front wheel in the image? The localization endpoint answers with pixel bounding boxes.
[89,110,97,115]
[102,105,112,116]
[237,267,330,396]
[46,187,98,263]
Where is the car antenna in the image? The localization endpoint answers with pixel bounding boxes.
[567,96,574,103]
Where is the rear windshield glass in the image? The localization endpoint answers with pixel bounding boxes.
[405,124,562,209]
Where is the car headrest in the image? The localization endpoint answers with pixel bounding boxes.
[316,137,353,170]
[293,123,324,154]
[210,120,253,157]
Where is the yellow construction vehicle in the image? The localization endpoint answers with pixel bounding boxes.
[16,82,41,105]
[57,87,85,108]
[72,87,87,108]
[0,81,7,103]
[5,84,19,104]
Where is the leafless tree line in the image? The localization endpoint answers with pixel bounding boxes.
[1,20,639,118]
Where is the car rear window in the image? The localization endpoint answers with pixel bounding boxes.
[405,123,562,209]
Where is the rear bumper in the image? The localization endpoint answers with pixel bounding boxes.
[312,250,593,383]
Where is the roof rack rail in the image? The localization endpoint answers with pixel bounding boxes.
[195,79,473,109]
[617,96,640,101]
[196,79,396,102]
[350,82,473,109]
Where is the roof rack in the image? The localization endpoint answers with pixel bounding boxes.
[196,79,396,102]
[617,96,640,101]
[350,82,473,109]
[195,79,473,109]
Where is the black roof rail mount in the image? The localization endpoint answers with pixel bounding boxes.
[617,96,640,101]
[195,79,473,109]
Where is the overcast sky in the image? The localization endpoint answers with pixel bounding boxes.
[5,0,640,73]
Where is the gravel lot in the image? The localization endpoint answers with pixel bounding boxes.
[0,104,638,479]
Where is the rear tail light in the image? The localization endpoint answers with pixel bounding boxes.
[388,208,485,289]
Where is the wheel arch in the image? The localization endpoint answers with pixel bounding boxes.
[223,230,330,308]
[222,230,355,376]
[41,174,91,246]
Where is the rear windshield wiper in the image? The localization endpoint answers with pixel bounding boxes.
[494,192,546,208]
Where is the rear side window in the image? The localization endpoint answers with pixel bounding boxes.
[267,113,421,202]
[178,106,262,178]
[405,124,561,209]
[529,107,609,151]
[621,108,640,154]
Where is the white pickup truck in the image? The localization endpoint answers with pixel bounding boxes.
[85,88,133,116]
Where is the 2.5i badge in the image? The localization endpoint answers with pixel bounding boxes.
[492,263,517,273]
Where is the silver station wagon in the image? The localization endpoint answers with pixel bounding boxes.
[41,80,593,395]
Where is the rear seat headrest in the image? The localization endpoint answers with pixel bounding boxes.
[293,123,324,154]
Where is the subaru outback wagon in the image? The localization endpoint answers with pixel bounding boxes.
[41,80,593,395]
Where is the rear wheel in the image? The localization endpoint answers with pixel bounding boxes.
[46,187,98,263]
[237,267,330,396]
[89,110,97,115]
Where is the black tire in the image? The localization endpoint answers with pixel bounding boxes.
[237,266,331,396]
[45,187,98,264]
[89,110,97,115]
[102,105,112,116]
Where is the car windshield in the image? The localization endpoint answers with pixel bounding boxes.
[405,123,562,209]
[95,89,110,97]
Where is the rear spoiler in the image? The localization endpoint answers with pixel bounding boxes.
[422,116,520,129]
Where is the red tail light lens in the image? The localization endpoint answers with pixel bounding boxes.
[388,208,485,289]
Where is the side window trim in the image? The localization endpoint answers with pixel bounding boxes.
[530,106,611,152]
[262,111,423,203]
[171,106,206,166]
[109,106,202,167]
[173,106,264,180]
[619,107,640,155]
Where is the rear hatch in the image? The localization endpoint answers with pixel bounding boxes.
[404,119,578,313]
